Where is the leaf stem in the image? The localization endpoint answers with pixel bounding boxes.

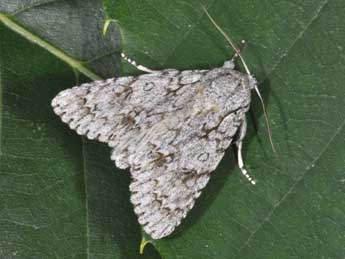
[0,13,102,81]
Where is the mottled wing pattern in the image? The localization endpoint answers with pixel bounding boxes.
[52,70,186,166]
[51,66,253,239]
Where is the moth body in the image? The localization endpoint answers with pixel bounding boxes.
[52,60,255,239]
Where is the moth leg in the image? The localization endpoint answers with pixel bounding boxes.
[121,52,156,73]
[231,40,247,61]
[235,118,256,185]
[224,40,247,70]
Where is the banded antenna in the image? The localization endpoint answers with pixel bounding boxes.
[202,6,276,154]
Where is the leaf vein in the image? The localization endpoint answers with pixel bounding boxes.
[162,0,217,65]
[81,138,90,259]
[260,0,329,83]
[0,13,102,81]
[236,116,345,256]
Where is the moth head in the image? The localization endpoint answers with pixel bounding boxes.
[203,6,277,154]
[222,60,235,70]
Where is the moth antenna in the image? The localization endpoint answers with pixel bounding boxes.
[202,6,277,154]
[121,52,155,73]
[254,87,277,154]
[202,6,251,76]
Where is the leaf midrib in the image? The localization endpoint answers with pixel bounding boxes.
[81,138,91,259]
[260,0,329,84]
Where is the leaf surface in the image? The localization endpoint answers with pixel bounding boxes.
[1,0,345,258]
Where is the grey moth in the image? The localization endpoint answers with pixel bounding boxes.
[51,8,270,239]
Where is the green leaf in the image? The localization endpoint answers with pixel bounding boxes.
[103,0,345,258]
[0,1,159,259]
[1,0,345,259]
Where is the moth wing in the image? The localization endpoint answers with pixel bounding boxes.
[52,67,251,239]
[51,70,182,169]
[51,77,134,143]
[127,105,247,239]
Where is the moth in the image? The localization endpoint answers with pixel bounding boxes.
[51,8,273,239]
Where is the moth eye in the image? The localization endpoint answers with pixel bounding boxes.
[143,82,155,91]
[197,152,209,161]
